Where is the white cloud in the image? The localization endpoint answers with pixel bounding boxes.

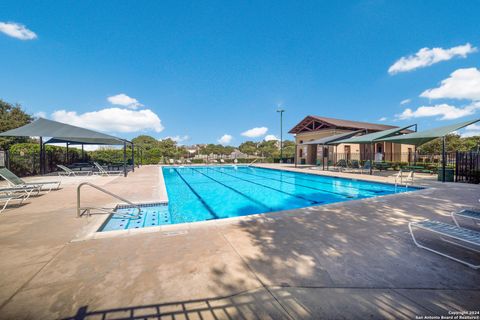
[164,135,189,144]
[378,117,387,121]
[241,127,268,138]
[51,107,164,133]
[107,93,143,109]
[0,22,37,40]
[218,134,233,145]
[461,123,480,137]
[264,134,279,141]
[396,102,480,120]
[400,99,411,105]
[420,68,480,101]
[388,43,477,74]
[34,111,47,119]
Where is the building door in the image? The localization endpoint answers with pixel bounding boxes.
[375,143,384,162]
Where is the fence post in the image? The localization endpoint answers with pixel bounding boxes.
[455,151,458,182]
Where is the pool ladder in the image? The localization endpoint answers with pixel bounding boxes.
[248,158,259,166]
[76,182,141,218]
[394,170,414,189]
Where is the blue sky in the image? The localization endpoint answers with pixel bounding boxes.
[1,0,480,145]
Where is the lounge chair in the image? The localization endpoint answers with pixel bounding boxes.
[185,159,192,164]
[168,159,175,165]
[233,159,238,164]
[0,193,28,214]
[331,159,347,172]
[0,185,40,200]
[211,159,218,164]
[220,159,225,164]
[93,162,123,176]
[343,160,360,173]
[409,220,480,269]
[0,168,61,192]
[57,165,92,176]
[452,209,480,229]
[358,160,371,174]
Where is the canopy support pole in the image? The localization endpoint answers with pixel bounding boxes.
[370,143,373,175]
[322,144,325,170]
[294,144,297,168]
[131,143,135,172]
[442,136,446,183]
[39,137,44,175]
[123,141,127,177]
[66,143,69,164]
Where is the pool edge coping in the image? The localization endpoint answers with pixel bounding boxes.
[71,165,433,242]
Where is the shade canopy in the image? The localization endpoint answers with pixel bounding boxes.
[45,137,126,146]
[301,130,363,145]
[335,124,416,144]
[381,119,480,146]
[0,118,129,145]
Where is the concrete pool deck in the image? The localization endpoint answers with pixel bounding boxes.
[0,164,479,319]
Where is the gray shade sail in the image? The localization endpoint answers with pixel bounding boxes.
[301,130,363,145]
[45,137,126,146]
[334,124,416,144]
[381,119,480,146]
[0,118,129,145]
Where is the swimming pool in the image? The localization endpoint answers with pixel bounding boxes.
[99,166,420,232]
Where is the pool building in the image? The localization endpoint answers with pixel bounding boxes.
[290,116,416,165]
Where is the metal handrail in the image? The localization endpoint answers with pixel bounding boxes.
[76,182,141,218]
[247,158,259,166]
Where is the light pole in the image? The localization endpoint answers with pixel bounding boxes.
[276,109,285,163]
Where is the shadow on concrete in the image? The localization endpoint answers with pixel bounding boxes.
[64,288,290,320]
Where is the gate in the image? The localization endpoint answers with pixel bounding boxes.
[455,151,480,184]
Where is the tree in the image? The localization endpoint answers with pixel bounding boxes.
[257,140,279,158]
[282,140,296,158]
[199,144,234,155]
[239,141,258,155]
[418,134,480,154]
[0,100,33,150]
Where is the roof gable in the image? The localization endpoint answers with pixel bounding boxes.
[289,115,397,134]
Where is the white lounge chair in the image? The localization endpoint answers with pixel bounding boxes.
[93,162,123,176]
[0,192,28,214]
[0,185,40,200]
[220,159,225,164]
[0,168,61,192]
[409,220,480,269]
[57,165,92,176]
[169,159,175,165]
[452,208,480,229]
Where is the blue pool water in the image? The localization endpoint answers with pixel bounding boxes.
[99,166,420,232]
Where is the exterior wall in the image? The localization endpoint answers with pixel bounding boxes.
[295,129,417,165]
[295,129,358,165]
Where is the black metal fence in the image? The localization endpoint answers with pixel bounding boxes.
[312,152,456,171]
[456,151,480,184]
[4,149,87,177]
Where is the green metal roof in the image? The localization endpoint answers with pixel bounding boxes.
[334,124,416,144]
[0,118,129,145]
[381,118,480,146]
[301,130,363,145]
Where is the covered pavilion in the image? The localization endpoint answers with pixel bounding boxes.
[0,118,135,177]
